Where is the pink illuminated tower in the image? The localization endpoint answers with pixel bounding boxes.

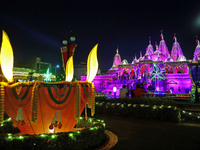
[171,34,184,61]
[112,48,122,67]
[146,36,154,55]
[193,37,200,62]
[158,30,169,57]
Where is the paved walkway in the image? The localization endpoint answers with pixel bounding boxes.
[94,115,200,150]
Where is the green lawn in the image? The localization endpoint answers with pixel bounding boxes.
[94,115,200,150]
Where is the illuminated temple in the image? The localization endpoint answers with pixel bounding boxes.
[82,32,200,97]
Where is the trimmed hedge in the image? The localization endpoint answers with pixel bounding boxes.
[95,97,176,106]
[0,117,106,150]
[93,97,181,122]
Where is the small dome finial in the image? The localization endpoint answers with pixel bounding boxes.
[160,30,164,40]
[155,41,158,50]
[173,33,177,42]
[116,48,119,54]
[140,51,142,58]
[149,36,151,45]
[196,36,199,46]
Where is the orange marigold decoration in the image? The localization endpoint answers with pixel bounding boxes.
[90,82,95,116]
[0,84,5,124]
[31,81,40,123]
[74,82,80,120]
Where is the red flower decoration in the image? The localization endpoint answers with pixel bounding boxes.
[58,122,62,129]
[54,122,57,127]
[21,120,25,126]
[49,124,54,130]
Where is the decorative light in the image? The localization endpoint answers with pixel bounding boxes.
[49,127,54,133]
[65,56,74,82]
[150,63,166,81]
[70,36,76,42]
[0,30,14,82]
[18,135,24,140]
[86,44,98,82]
[51,134,57,139]
[44,68,52,82]
[113,86,117,92]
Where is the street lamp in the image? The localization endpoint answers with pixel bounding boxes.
[55,65,60,82]
[113,86,117,99]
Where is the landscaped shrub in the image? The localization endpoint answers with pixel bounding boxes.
[95,97,176,106]
[93,101,181,122]
[0,116,107,150]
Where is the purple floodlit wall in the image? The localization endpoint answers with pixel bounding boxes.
[164,73,192,93]
[81,63,193,97]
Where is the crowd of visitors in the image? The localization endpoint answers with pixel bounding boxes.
[119,83,147,98]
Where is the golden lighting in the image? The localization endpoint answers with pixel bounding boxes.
[0,30,14,82]
[65,56,74,82]
[86,44,98,82]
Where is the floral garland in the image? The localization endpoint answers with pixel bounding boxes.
[90,83,95,116]
[31,81,41,123]
[0,81,35,125]
[74,82,80,120]
[0,80,95,124]
[53,84,67,97]
[87,82,95,116]
[0,84,5,124]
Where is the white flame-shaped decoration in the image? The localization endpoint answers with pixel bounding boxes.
[65,56,74,82]
[0,30,14,82]
[86,44,98,82]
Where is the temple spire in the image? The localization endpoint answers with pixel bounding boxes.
[196,36,199,46]
[155,42,158,50]
[149,36,151,45]
[116,48,119,54]
[160,30,164,40]
[173,33,177,42]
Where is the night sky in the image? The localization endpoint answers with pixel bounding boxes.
[1,1,200,71]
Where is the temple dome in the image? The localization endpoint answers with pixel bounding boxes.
[165,55,174,62]
[158,31,169,57]
[138,51,144,62]
[193,40,200,62]
[171,35,184,61]
[155,53,163,62]
[178,55,186,62]
[151,42,167,61]
[122,59,128,65]
[143,53,152,61]
[112,49,121,67]
[134,55,138,63]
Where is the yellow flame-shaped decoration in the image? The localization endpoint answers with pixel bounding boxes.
[86,44,98,82]
[65,56,74,82]
[0,30,14,82]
